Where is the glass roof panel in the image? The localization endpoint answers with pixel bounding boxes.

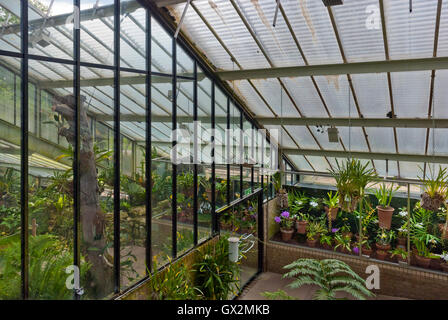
[427,129,448,156]
[396,128,427,155]
[373,159,399,178]
[385,0,438,60]
[279,0,343,65]
[439,0,448,56]
[231,0,305,68]
[313,75,358,117]
[288,155,313,172]
[331,0,385,62]
[280,77,328,118]
[391,71,431,118]
[351,73,391,118]
[183,0,270,70]
[365,127,396,154]
[433,70,448,118]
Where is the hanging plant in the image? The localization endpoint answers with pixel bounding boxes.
[418,165,448,212]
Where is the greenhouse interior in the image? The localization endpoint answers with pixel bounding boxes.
[0,0,448,303]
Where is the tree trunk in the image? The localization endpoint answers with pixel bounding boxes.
[53,95,113,298]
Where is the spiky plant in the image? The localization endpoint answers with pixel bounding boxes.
[282,258,374,300]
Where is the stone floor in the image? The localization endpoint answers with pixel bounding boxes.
[238,272,408,300]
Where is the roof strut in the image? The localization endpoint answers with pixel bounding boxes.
[273,0,280,27]
[174,0,191,39]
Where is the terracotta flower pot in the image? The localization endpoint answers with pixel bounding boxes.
[280,228,294,242]
[397,237,407,247]
[375,243,391,252]
[376,250,388,260]
[414,254,431,269]
[306,237,319,248]
[296,221,308,234]
[322,243,333,251]
[362,247,373,257]
[377,205,394,230]
[325,207,339,221]
[441,262,448,273]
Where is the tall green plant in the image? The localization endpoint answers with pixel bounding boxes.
[193,236,240,300]
[374,183,399,208]
[329,159,377,212]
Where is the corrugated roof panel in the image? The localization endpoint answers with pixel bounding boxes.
[385,0,438,60]
[185,0,271,70]
[351,73,391,118]
[331,0,385,62]
[280,0,343,65]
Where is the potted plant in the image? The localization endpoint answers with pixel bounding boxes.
[375,228,395,260]
[374,183,399,230]
[418,165,448,212]
[306,220,327,248]
[275,211,295,242]
[294,212,309,235]
[200,177,213,202]
[397,222,408,248]
[320,234,333,250]
[273,171,288,209]
[323,191,339,222]
[356,235,372,257]
[390,247,409,266]
[328,159,378,213]
[410,208,440,268]
[334,233,352,254]
[340,222,352,239]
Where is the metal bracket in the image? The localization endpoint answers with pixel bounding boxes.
[174,0,191,39]
[273,0,280,27]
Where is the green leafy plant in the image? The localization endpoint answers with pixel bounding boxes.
[419,165,448,199]
[376,228,396,246]
[374,183,399,208]
[389,247,408,261]
[280,258,374,300]
[261,290,296,300]
[193,236,240,300]
[410,208,439,258]
[148,256,201,300]
[334,233,352,253]
[328,159,378,212]
[323,191,339,209]
[320,234,333,246]
[0,235,90,300]
[306,220,327,241]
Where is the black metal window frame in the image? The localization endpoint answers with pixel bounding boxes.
[5,0,278,300]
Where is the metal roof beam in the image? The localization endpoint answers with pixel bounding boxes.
[256,117,448,128]
[216,57,448,81]
[283,148,448,165]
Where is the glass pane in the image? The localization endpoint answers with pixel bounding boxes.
[0,57,21,300]
[0,0,21,53]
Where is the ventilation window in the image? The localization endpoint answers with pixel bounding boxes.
[322,0,343,7]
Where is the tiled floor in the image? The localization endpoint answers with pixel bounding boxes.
[238,272,408,300]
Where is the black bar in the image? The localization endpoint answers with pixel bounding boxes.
[226,97,230,205]
[145,10,152,274]
[257,190,264,273]
[211,81,217,235]
[172,39,177,258]
[193,60,198,246]
[20,0,29,300]
[113,0,121,294]
[251,123,254,192]
[73,0,81,300]
[239,111,243,197]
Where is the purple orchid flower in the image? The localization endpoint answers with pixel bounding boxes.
[281,211,290,219]
[331,228,340,233]
[353,247,359,255]
[274,216,281,223]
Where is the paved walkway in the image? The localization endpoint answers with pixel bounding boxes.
[238,272,408,300]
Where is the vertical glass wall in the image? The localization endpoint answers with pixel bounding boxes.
[0,0,272,300]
